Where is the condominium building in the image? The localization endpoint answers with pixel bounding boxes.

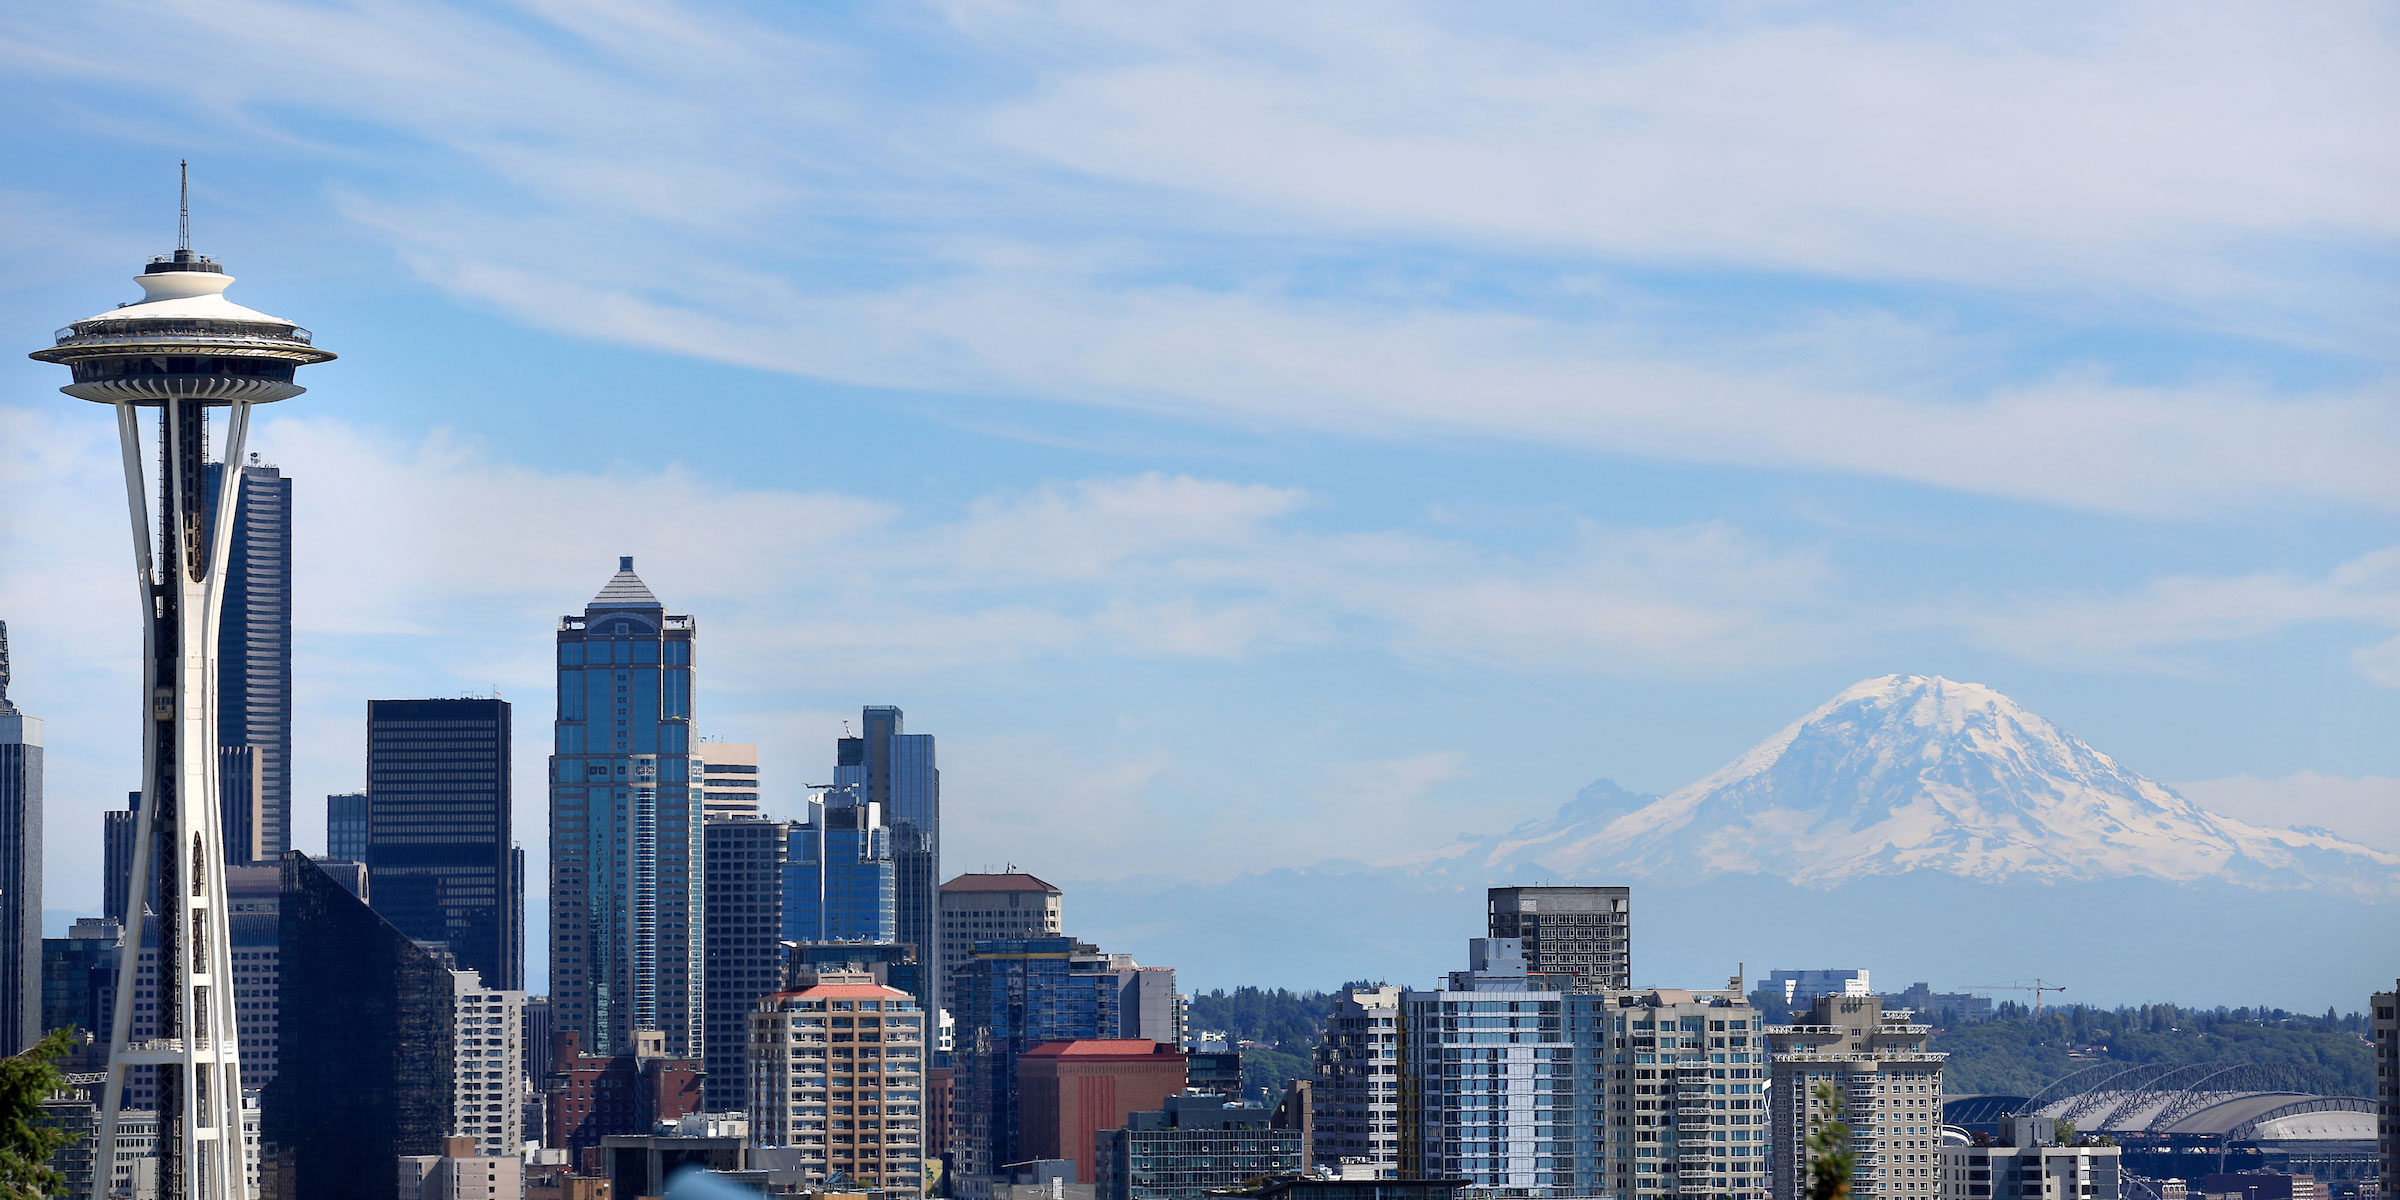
[1311,984,1402,1175]
[2374,981,2395,1199]
[1399,938,1768,1199]
[697,741,761,819]
[940,872,1062,1007]
[1769,994,1947,1200]
[550,557,705,1056]
[452,972,525,1158]
[746,972,927,1192]
[705,813,791,1112]
[1939,1117,2119,1200]
[1485,886,1630,991]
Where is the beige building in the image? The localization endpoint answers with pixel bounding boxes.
[748,972,926,1192]
[1769,994,1947,1200]
[1940,1117,2119,1200]
[451,972,525,1158]
[697,741,761,819]
[938,872,1061,1005]
[400,1136,525,1200]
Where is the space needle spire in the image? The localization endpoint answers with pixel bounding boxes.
[30,170,333,1200]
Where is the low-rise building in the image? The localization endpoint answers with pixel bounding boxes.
[401,1136,526,1200]
[1097,1095,1303,1200]
[545,1030,704,1155]
[1939,1117,2120,1200]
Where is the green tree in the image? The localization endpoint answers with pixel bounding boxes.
[2053,1119,2076,1145]
[1808,1083,1853,1200]
[0,1029,80,1199]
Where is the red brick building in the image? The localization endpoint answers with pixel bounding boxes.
[545,1030,704,1153]
[1016,1040,1187,1185]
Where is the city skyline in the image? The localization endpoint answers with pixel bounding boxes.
[0,4,2394,1013]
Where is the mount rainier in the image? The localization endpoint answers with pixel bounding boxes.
[1412,674,2399,898]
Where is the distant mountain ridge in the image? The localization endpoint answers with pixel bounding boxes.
[1405,674,2400,898]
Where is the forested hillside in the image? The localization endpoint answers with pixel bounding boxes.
[1184,986,1340,1100]
[1935,1004,2375,1096]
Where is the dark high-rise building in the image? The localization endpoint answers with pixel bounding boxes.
[0,622,43,1052]
[550,558,703,1056]
[701,815,786,1112]
[325,792,367,861]
[219,744,265,865]
[2374,981,2396,1198]
[1485,885,1630,991]
[951,937,1123,1185]
[204,456,294,858]
[365,698,519,990]
[838,706,938,1018]
[264,852,456,1200]
[102,796,137,926]
[42,918,120,1042]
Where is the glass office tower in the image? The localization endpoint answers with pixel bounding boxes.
[365,698,519,990]
[203,456,294,858]
[548,558,704,1055]
[0,624,42,1052]
[784,787,897,944]
[837,707,938,1018]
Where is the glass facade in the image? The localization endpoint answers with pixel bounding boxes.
[549,558,704,1056]
[263,852,456,1200]
[1099,1095,1304,1200]
[325,792,368,861]
[837,707,937,1018]
[204,460,293,858]
[784,789,896,943]
[366,698,519,990]
[703,816,788,1113]
[950,938,1123,1184]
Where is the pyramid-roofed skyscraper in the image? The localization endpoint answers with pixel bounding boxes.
[549,556,704,1055]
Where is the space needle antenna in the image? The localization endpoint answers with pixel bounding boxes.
[178,160,190,253]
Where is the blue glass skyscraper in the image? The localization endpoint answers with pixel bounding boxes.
[783,787,896,943]
[837,706,938,1017]
[549,558,704,1056]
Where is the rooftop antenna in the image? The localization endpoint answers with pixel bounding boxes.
[0,620,14,715]
[178,160,190,253]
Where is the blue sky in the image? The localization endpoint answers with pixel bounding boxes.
[0,2,2394,993]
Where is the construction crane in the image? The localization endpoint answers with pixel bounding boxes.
[1968,979,2068,1017]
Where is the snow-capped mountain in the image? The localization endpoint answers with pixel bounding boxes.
[1429,674,2400,897]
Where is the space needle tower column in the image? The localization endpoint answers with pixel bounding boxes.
[30,174,332,1200]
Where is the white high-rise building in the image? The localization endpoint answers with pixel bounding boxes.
[451,972,525,1157]
[1400,939,1769,1199]
[1768,994,1947,1200]
[697,741,761,819]
[1769,969,1872,1008]
[1311,984,1401,1175]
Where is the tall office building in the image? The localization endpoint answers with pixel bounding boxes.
[1310,983,1401,1175]
[325,792,368,861]
[702,814,788,1112]
[1102,956,1182,1046]
[1486,885,1631,991]
[549,558,704,1056]
[838,707,938,1019]
[263,852,457,1200]
[1768,994,1946,1200]
[1018,1040,1188,1186]
[366,698,520,990]
[218,744,265,865]
[747,972,927,1190]
[103,796,137,926]
[1399,939,1767,1198]
[951,937,1126,1192]
[204,456,294,859]
[785,787,896,943]
[43,918,122,1042]
[939,873,1062,1012]
[696,742,760,819]
[0,624,42,1052]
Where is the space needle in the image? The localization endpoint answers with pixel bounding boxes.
[30,168,333,1200]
